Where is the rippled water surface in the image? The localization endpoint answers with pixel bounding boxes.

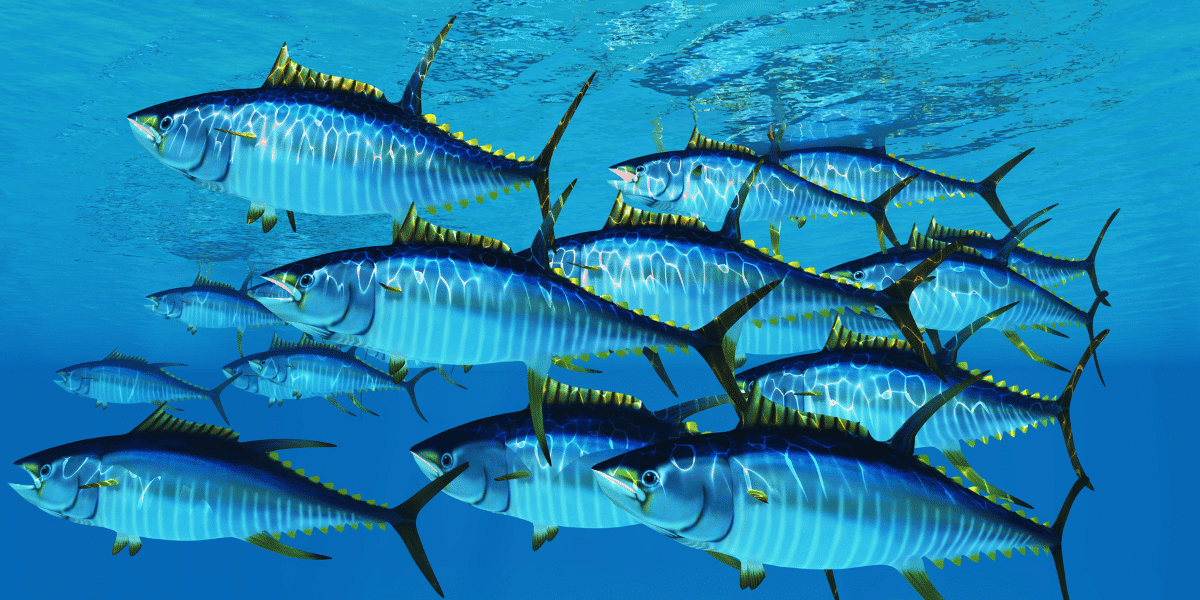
[1,1,1192,598]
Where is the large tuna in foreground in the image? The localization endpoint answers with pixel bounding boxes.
[9,408,467,596]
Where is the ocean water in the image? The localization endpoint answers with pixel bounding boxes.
[1,0,1192,598]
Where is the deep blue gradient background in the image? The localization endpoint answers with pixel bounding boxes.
[1,1,1192,598]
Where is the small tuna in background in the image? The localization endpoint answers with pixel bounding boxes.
[55,349,239,424]
[410,379,730,551]
[146,269,284,356]
[127,16,594,232]
[9,407,468,597]
[221,334,437,419]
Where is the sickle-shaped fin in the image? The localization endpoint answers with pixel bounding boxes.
[390,461,469,598]
[1002,330,1069,372]
[526,358,553,465]
[941,447,1033,509]
[978,148,1034,229]
[937,302,1019,366]
[717,159,764,240]
[245,532,330,560]
[241,439,335,453]
[868,173,917,251]
[880,237,969,379]
[346,392,378,417]
[207,373,241,425]
[651,394,732,423]
[530,180,576,271]
[996,218,1051,262]
[1084,293,1108,385]
[897,557,946,600]
[692,280,783,418]
[1049,475,1091,600]
[1056,329,1108,487]
[642,347,677,397]
[400,367,437,423]
[889,371,987,455]
[1085,209,1119,306]
[532,72,596,218]
[398,17,456,115]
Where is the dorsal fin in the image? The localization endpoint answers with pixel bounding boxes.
[530,180,575,271]
[823,320,915,354]
[541,379,647,412]
[936,302,1019,366]
[889,371,987,455]
[685,126,755,156]
[130,407,240,441]
[652,394,732,423]
[105,348,149,364]
[718,159,764,240]
[392,204,513,254]
[925,216,992,241]
[262,43,387,102]
[741,390,874,440]
[268,333,343,353]
[603,191,709,231]
[907,226,984,258]
[192,272,236,291]
[398,17,455,115]
[239,269,253,293]
[994,204,1057,261]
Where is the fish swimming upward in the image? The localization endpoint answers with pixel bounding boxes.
[735,304,1109,508]
[767,123,1033,231]
[254,184,781,465]
[9,408,467,596]
[146,270,284,355]
[609,128,914,254]
[221,333,437,419]
[826,226,1109,380]
[410,379,731,550]
[593,376,1090,600]
[128,17,594,232]
[547,164,959,372]
[923,208,1120,303]
[55,349,240,424]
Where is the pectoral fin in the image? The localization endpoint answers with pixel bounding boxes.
[112,533,142,557]
[80,478,119,490]
[493,470,531,482]
[245,532,330,560]
[532,523,559,551]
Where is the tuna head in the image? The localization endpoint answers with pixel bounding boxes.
[256,253,378,341]
[145,291,185,319]
[411,426,514,514]
[610,152,721,219]
[54,366,93,396]
[825,253,915,289]
[221,363,260,394]
[127,93,247,184]
[592,441,734,542]
[10,443,104,522]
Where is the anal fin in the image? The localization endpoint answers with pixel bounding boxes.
[112,533,143,557]
[897,558,945,600]
[1002,330,1068,372]
[739,559,766,590]
[942,447,1033,509]
[245,532,330,560]
[532,523,559,551]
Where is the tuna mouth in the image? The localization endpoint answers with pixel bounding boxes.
[257,276,301,302]
[411,451,443,480]
[10,463,40,492]
[609,166,637,184]
[127,117,162,145]
[593,467,645,503]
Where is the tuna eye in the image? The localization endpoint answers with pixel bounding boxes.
[635,165,646,175]
[160,116,173,130]
[440,453,453,469]
[39,464,50,477]
[853,271,865,281]
[641,470,660,487]
[298,274,314,288]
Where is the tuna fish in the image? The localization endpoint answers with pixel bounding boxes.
[128,17,593,231]
[609,128,912,254]
[253,184,781,465]
[593,376,1090,600]
[147,270,284,355]
[735,304,1109,507]
[55,349,240,424]
[9,407,467,596]
[410,379,730,550]
[221,334,437,419]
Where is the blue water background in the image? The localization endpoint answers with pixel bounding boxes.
[1,0,1193,598]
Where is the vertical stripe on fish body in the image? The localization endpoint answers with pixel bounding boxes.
[127,19,593,230]
[592,388,1088,599]
[411,381,729,538]
[147,272,282,331]
[10,409,468,595]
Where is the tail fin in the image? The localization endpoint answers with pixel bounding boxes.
[936,301,1020,366]
[1056,329,1108,487]
[1084,292,1109,385]
[977,148,1034,229]
[1084,209,1119,307]
[994,203,1057,262]
[1049,475,1091,600]
[208,373,241,425]
[532,72,597,217]
[867,174,917,251]
[400,367,437,423]
[691,280,784,417]
[390,462,469,598]
[878,237,969,379]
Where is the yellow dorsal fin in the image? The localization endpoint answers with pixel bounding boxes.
[907,230,984,258]
[926,216,994,241]
[104,348,150,363]
[263,43,386,102]
[542,379,645,411]
[130,407,240,441]
[192,272,237,291]
[684,126,755,156]
[604,191,709,231]
[823,320,915,354]
[392,205,513,254]
[742,392,873,440]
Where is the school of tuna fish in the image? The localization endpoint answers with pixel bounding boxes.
[13,16,1118,600]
